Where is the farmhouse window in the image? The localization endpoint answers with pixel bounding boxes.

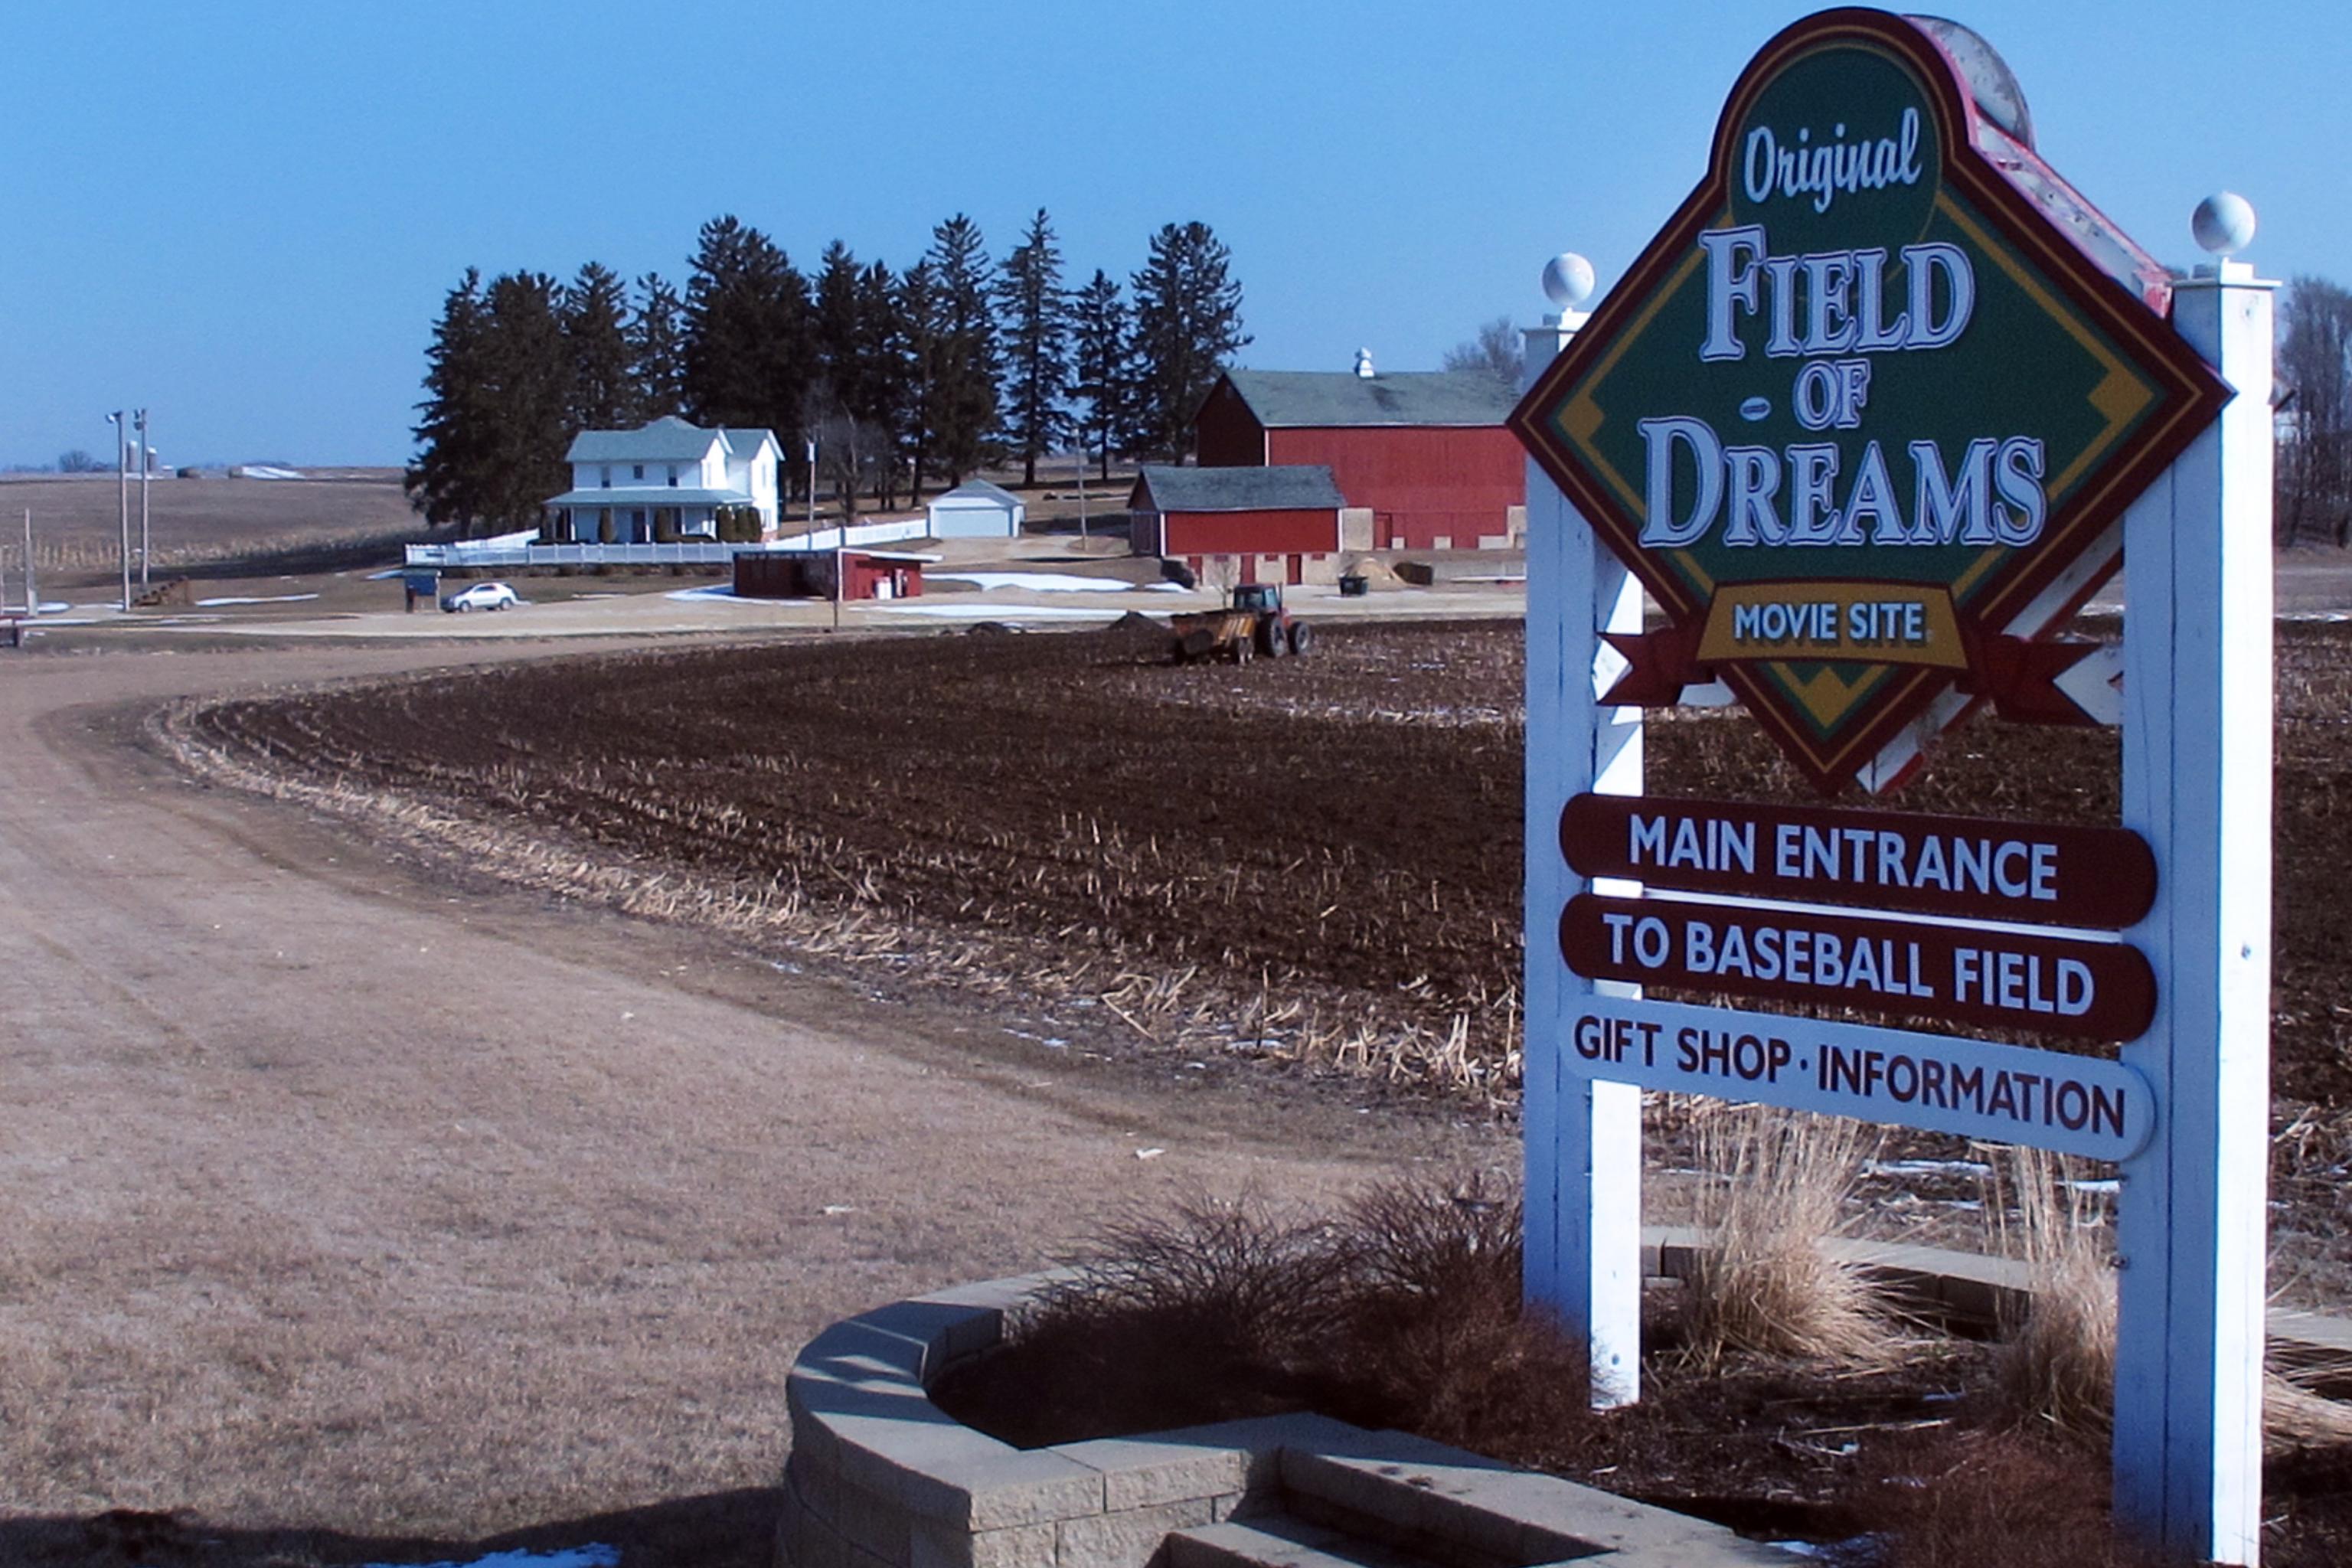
[667,466,678,487]
[599,466,611,488]
[632,464,645,480]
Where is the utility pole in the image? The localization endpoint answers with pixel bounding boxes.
[1076,443,1088,542]
[817,438,838,633]
[135,408,151,586]
[23,508,36,619]
[108,410,129,611]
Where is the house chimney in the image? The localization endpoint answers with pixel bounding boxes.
[1353,348,1375,378]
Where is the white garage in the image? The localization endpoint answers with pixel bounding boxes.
[926,479,1026,539]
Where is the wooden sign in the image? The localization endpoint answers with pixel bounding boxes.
[1560,891,2157,1040]
[1567,992,2152,1160]
[1509,9,2228,793]
[1560,791,2156,926]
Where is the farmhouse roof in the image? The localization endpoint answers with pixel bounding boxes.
[1132,464,1345,512]
[722,428,780,459]
[566,416,781,464]
[933,479,1024,507]
[1219,369,1517,428]
[544,485,756,508]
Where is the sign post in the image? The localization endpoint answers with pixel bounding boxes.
[2112,258,2274,1562]
[1522,306,1645,1405]
[1514,11,2268,1558]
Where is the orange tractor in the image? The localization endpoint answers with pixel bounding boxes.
[1168,583,1314,665]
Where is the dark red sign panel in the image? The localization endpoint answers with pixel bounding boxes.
[1560,892,2155,1041]
[1560,793,2155,929]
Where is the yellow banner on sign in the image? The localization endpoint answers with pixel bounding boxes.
[1695,583,1968,668]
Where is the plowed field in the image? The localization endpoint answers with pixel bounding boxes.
[188,619,2352,1269]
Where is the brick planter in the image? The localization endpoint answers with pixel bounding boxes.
[775,1273,1787,1568]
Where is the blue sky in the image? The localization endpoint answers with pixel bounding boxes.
[5,1,2344,466]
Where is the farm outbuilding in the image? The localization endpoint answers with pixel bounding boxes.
[1193,364,1524,552]
[733,549,929,601]
[1129,465,1346,589]
[926,480,1026,539]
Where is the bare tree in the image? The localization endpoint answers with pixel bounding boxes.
[2279,276,2352,545]
[1441,317,1521,394]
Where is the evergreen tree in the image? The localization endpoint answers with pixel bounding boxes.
[407,268,492,530]
[895,260,939,504]
[473,271,574,531]
[1130,220,1249,461]
[561,261,636,431]
[812,242,865,403]
[1070,269,1136,482]
[995,208,1071,487]
[922,214,999,488]
[854,260,908,506]
[629,273,688,420]
[682,214,812,479]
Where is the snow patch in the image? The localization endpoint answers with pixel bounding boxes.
[930,571,1150,593]
[877,603,1139,621]
[196,593,321,606]
[665,584,763,603]
[360,1548,619,1568]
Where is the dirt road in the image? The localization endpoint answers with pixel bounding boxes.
[0,641,1491,1566]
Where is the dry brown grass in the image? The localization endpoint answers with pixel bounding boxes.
[1674,1105,1900,1370]
[1989,1147,2116,1439]
[1864,1428,2177,1568]
[1988,1149,2352,1455]
[933,1177,1597,1461]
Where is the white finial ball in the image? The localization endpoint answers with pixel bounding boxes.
[1542,252,1596,309]
[2192,192,2256,257]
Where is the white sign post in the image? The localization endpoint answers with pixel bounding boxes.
[1521,299,1645,1406]
[2113,256,2275,1564]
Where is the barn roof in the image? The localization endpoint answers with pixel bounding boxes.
[1217,370,1516,428]
[1132,464,1344,512]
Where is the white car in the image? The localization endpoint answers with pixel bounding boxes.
[440,580,519,613]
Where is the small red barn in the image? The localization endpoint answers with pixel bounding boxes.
[734,549,929,600]
[1129,465,1346,587]
[1194,368,1524,552]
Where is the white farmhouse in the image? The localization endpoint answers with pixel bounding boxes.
[926,479,1026,539]
[544,416,782,543]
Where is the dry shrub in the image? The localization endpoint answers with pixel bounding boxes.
[932,1177,1596,1459]
[1867,1428,2177,1568]
[1989,1147,2115,1439]
[1990,1151,2352,1457]
[1677,1105,1896,1369]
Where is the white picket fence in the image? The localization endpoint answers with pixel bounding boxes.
[404,518,930,570]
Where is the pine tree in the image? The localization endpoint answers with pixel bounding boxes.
[922,214,999,488]
[895,260,939,504]
[683,214,812,481]
[812,240,864,409]
[629,273,688,420]
[473,271,573,531]
[995,208,1070,487]
[407,268,492,530]
[854,260,907,506]
[1070,269,1136,482]
[1130,221,1250,461]
[561,261,637,432]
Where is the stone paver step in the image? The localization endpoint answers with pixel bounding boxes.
[1165,1515,1446,1568]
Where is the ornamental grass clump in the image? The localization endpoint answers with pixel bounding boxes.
[1676,1103,1899,1370]
[1988,1148,2352,1455]
[936,1177,1595,1460]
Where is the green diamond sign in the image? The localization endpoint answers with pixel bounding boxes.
[1512,8,2230,793]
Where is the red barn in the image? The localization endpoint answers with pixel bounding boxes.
[1194,368,1524,552]
[1129,465,1345,587]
